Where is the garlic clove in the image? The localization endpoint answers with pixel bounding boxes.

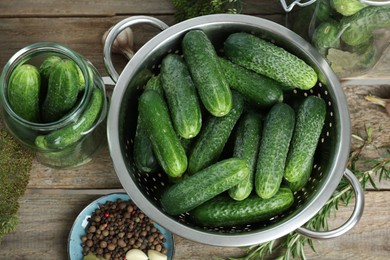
[147,250,167,260]
[102,26,134,60]
[125,249,149,260]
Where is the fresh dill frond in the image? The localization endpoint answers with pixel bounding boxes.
[171,0,243,22]
[0,129,34,240]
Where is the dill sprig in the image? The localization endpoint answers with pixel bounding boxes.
[171,0,243,22]
[220,126,390,260]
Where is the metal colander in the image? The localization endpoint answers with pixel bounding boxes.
[105,14,364,247]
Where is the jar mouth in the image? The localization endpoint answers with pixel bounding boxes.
[0,42,93,131]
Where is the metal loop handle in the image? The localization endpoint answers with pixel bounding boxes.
[279,0,317,12]
[103,16,169,83]
[359,0,390,5]
[296,169,364,239]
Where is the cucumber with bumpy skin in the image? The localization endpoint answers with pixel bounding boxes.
[191,187,294,227]
[188,91,244,175]
[133,76,162,174]
[228,112,261,201]
[35,87,104,149]
[286,157,314,192]
[284,96,326,183]
[224,32,318,90]
[42,59,80,122]
[218,57,284,105]
[138,89,187,178]
[161,158,250,216]
[182,30,232,117]
[161,54,202,139]
[8,64,41,122]
[255,103,295,199]
[312,21,341,56]
[340,6,390,47]
[39,56,62,81]
[332,0,367,16]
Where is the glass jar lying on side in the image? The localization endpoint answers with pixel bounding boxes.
[284,0,390,79]
[0,42,107,168]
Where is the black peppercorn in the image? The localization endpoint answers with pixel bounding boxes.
[80,199,168,258]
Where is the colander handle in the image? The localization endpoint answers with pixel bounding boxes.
[296,168,365,239]
[103,16,169,83]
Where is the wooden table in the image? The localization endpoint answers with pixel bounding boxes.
[1,1,389,259]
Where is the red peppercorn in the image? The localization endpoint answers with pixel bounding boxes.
[105,212,110,218]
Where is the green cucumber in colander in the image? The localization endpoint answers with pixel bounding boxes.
[284,95,326,183]
[218,57,284,105]
[182,29,232,117]
[224,32,318,90]
[228,112,261,201]
[133,76,163,174]
[138,89,188,178]
[286,157,314,192]
[161,158,250,216]
[187,91,244,175]
[191,187,294,227]
[160,53,202,139]
[255,102,295,199]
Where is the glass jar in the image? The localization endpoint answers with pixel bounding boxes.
[0,42,107,168]
[284,0,390,79]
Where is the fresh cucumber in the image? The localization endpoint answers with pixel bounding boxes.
[224,32,318,90]
[228,112,261,201]
[218,57,284,105]
[39,55,62,82]
[160,54,202,139]
[42,59,80,122]
[312,21,341,56]
[138,89,187,178]
[35,87,104,149]
[144,74,163,95]
[191,187,294,227]
[340,6,390,46]
[286,157,314,192]
[332,0,367,16]
[284,96,326,183]
[188,91,244,175]
[182,29,232,117]
[160,158,250,215]
[133,76,163,173]
[255,103,295,199]
[7,64,41,122]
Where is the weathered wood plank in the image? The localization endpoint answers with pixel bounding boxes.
[0,191,388,259]
[0,0,285,17]
[344,84,390,189]
[0,0,175,17]
[0,14,285,75]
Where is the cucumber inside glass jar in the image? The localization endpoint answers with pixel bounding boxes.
[286,0,390,79]
[0,42,107,168]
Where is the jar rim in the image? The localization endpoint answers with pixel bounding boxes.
[0,41,93,131]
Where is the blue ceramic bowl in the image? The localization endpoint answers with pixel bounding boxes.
[68,193,174,260]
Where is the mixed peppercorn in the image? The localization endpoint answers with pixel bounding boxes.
[81,198,167,260]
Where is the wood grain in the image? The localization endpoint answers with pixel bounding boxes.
[0,0,285,17]
[0,191,388,259]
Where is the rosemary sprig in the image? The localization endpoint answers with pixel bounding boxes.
[221,126,390,260]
